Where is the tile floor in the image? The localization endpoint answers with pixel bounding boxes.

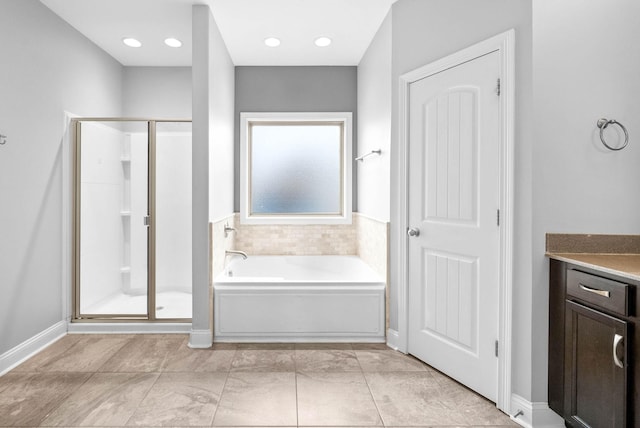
[0,334,519,427]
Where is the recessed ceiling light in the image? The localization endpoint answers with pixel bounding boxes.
[314,37,332,47]
[164,38,183,48]
[264,37,281,47]
[122,37,142,48]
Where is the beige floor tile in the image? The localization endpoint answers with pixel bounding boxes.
[13,335,83,372]
[212,372,297,426]
[99,335,184,372]
[126,372,227,426]
[25,335,132,373]
[0,372,91,427]
[429,374,516,426]
[39,372,158,426]
[356,349,429,371]
[295,348,361,372]
[163,338,236,372]
[7,336,518,428]
[230,349,295,372]
[364,371,468,426]
[297,371,382,426]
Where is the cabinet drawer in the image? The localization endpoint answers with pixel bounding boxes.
[567,269,630,316]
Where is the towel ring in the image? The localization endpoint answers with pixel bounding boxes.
[597,118,629,151]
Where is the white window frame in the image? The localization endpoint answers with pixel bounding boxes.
[240,112,352,225]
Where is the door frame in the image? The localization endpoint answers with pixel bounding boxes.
[394,29,515,412]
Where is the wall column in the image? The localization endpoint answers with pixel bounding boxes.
[189,4,212,347]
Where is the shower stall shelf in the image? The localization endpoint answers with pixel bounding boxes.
[120,139,132,293]
[72,118,192,322]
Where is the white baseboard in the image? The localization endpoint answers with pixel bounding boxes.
[510,394,565,428]
[67,322,191,334]
[0,321,67,375]
[189,329,212,348]
[386,328,400,350]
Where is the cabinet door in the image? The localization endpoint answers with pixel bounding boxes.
[565,300,628,428]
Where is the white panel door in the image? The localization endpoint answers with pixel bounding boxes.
[407,51,501,401]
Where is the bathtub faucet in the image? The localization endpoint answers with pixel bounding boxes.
[225,250,248,260]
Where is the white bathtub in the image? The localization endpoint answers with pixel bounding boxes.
[214,255,386,342]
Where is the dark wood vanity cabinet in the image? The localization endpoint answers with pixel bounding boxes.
[549,259,638,428]
[564,300,628,427]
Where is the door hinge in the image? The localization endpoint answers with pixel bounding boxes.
[143,215,151,227]
[495,340,499,357]
[496,78,501,96]
[497,209,500,226]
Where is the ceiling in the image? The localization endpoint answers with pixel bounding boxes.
[40,0,395,67]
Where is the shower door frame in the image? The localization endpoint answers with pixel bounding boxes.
[71,118,192,322]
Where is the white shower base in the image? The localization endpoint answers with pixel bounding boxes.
[83,291,192,319]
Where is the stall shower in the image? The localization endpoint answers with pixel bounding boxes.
[72,119,192,321]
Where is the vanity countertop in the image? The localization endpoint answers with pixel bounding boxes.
[546,233,640,282]
[546,252,640,282]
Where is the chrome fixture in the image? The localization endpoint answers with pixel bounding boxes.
[613,334,624,369]
[407,227,420,237]
[225,250,248,260]
[597,118,629,151]
[355,149,381,162]
[224,223,236,238]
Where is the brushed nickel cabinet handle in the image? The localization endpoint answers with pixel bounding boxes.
[613,334,624,369]
[579,283,611,298]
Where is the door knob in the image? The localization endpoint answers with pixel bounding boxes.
[407,228,420,237]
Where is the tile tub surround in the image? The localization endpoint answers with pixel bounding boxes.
[356,214,390,331]
[231,213,389,261]
[355,214,389,279]
[0,334,518,427]
[233,213,358,255]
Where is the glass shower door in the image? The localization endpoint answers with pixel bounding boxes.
[75,120,149,318]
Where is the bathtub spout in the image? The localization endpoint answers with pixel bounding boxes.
[225,250,248,260]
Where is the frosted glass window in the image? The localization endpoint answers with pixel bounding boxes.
[240,112,352,224]
[250,123,342,215]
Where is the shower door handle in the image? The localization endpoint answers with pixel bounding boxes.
[143,215,151,227]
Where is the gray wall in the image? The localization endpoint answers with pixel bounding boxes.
[389,0,533,401]
[234,66,358,212]
[123,67,192,118]
[208,19,235,223]
[191,5,235,342]
[0,0,123,354]
[531,0,640,401]
[357,12,392,223]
